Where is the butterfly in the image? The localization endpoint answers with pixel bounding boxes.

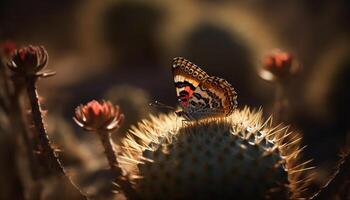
[172,57,238,120]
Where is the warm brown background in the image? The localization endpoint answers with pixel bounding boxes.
[0,0,349,199]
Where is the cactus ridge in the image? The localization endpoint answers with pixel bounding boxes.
[119,107,314,199]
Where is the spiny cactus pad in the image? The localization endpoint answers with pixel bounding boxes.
[119,107,313,200]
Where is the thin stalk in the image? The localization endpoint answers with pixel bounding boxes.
[98,131,139,200]
[312,148,350,199]
[273,83,283,121]
[8,73,46,198]
[13,93,44,199]
[13,92,41,180]
[273,82,289,122]
[25,76,88,200]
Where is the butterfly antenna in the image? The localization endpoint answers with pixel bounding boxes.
[149,101,176,111]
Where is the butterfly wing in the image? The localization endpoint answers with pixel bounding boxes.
[193,76,238,116]
[172,57,209,108]
[172,57,238,119]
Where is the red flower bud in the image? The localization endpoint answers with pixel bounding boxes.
[74,100,124,132]
[260,49,300,81]
[6,45,48,76]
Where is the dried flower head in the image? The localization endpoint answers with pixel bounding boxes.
[6,45,50,77]
[74,100,124,132]
[259,49,300,81]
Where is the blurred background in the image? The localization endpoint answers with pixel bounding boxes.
[0,0,349,199]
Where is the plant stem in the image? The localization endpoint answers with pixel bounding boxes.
[98,131,139,200]
[25,76,88,200]
[273,83,283,121]
[312,149,350,199]
[13,94,44,198]
[273,82,290,122]
[13,94,41,180]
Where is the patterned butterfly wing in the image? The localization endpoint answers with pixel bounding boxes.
[172,57,238,120]
[194,76,238,116]
[172,57,209,108]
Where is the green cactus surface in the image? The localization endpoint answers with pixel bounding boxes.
[119,107,313,200]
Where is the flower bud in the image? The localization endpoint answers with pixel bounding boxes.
[6,45,48,76]
[260,49,300,81]
[74,100,124,132]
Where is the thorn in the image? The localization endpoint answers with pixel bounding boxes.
[41,110,48,115]
[289,166,316,174]
[112,182,120,187]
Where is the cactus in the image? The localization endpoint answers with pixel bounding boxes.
[119,107,314,200]
[4,44,87,199]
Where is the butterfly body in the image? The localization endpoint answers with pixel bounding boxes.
[172,57,237,121]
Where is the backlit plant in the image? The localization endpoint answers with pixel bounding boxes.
[0,43,348,200]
